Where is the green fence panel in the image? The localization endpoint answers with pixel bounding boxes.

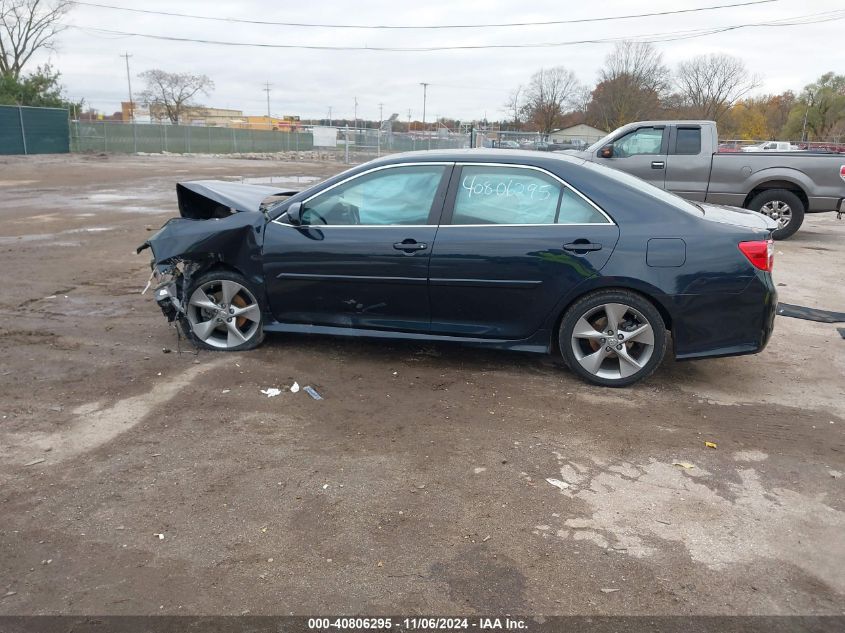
[0,106,25,154]
[0,105,69,155]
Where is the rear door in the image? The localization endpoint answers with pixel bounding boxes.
[428,164,620,339]
[262,163,452,332]
[598,125,668,189]
[665,125,707,201]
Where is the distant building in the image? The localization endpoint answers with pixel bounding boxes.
[144,104,245,126]
[234,115,302,132]
[549,124,607,145]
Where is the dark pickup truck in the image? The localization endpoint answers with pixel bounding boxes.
[565,120,845,239]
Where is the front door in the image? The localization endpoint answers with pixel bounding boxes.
[262,163,452,331]
[597,125,668,189]
[428,164,620,340]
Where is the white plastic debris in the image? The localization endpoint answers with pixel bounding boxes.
[322,484,328,490]
[260,388,282,398]
[290,382,300,393]
[24,458,46,467]
[545,478,570,491]
[221,389,230,394]
[154,533,164,540]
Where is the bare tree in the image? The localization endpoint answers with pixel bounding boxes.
[600,41,670,94]
[503,85,523,129]
[675,53,760,123]
[0,0,71,78]
[587,41,669,129]
[138,69,214,124]
[523,67,582,134]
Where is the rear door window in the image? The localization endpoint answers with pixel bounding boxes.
[673,127,701,155]
[451,166,608,225]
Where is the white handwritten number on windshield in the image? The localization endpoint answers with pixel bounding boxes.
[462,176,552,201]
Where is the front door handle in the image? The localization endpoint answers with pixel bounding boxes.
[651,161,665,169]
[563,241,602,253]
[393,239,428,252]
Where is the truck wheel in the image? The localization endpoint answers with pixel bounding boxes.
[747,189,804,240]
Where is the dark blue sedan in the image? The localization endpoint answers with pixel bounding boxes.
[140,150,778,387]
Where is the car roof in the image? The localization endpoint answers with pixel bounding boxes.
[367,148,587,168]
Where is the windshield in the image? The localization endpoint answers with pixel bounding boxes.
[581,160,704,216]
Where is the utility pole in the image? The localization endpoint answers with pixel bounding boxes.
[120,52,137,153]
[353,96,358,128]
[378,103,384,128]
[120,53,134,121]
[377,102,384,157]
[327,106,333,126]
[420,82,429,149]
[263,82,272,119]
[407,109,412,133]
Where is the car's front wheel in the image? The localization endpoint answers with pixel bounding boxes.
[180,270,265,351]
[559,290,667,387]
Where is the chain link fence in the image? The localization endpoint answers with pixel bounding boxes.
[69,121,471,161]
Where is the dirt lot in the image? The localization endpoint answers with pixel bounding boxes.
[0,153,843,616]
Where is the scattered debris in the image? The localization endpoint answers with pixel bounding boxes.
[830,470,842,479]
[777,303,845,323]
[290,382,300,394]
[221,389,230,394]
[377,561,384,567]
[672,462,695,469]
[1,592,17,599]
[656,519,672,525]
[322,484,329,490]
[267,558,273,563]
[24,458,46,467]
[260,388,282,398]
[482,535,491,542]
[162,348,172,354]
[704,441,718,449]
[600,588,620,594]
[473,467,487,474]
[545,478,570,491]
[154,533,164,540]
[303,385,323,400]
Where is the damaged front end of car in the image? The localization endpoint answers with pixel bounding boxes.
[137,180,297,324]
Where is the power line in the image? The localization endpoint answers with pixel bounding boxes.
[71,0,781,30]
[68,10,845,52]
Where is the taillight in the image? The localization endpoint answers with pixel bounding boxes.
[738,239,774,272]
[840,165,845,182]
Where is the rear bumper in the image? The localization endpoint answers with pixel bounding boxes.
[666,272,777,361]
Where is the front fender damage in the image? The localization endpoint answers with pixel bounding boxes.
[137,211,266,322]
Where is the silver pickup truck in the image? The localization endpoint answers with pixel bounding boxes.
[566,120,845,239]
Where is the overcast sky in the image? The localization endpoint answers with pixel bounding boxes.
[31,0,845,121]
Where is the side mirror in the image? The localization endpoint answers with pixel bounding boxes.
[286,201,304,225]
[599,144,614,159]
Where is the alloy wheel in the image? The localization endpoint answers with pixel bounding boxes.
[759,200,792,229]
[570,302,656,381]
[186,279,261,349]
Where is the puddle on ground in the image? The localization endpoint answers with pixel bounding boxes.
[0,227,114,245]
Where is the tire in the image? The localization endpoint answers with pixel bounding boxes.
[747,189,804,240]
[179,270,265,352]
[558,290,667,387]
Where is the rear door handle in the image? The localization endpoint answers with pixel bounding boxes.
[393,240,428,252]
[651,161,665,169]
[563,241,602,253]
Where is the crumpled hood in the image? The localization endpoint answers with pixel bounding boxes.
[177,180,298,219]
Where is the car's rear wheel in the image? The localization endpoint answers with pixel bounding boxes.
[180,270,265,351]
[559,290,667,387]
[747,189,804,240]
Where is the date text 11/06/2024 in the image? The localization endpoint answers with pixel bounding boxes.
[307,617,528,630]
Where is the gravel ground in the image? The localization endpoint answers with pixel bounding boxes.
[0,153,843,616]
